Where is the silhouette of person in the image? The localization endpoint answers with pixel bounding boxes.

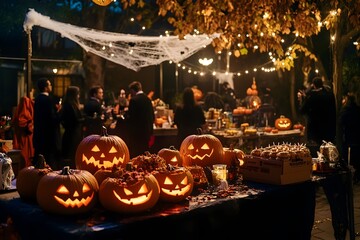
[203,92,225,111]
[220,81,237,111]
[174,87,206,149]
[60,86,85,168]
[125,81,155,158]
[83,86,105,136]
[298,77,336,154]
[33,78,61,169]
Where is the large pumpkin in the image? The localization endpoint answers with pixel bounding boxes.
[36,166,99,215]
[153,166,193,202]
[75,126,130,174]
[16,154,52,202]
[275,115,292,130]
[157,146,183,167]
[99,171,160,213]
[180,132,224,168]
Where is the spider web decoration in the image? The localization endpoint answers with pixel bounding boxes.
[24,9,219,72]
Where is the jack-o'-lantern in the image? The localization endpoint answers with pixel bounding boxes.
[180,130,224,168]
[153,166,193,202]
[75,126,130,174]
[158,146,183,166]
[36,166,99,215]
[16,154,52,202]
[275,115,292,130]
[99,171,160,213]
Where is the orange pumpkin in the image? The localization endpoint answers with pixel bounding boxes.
[223,147,245,167]
[92,0,113,6]
[16,154,52,202]
[275,115,292,130]
[153,166,193,202]
[75,126,130,175]
[180,131,224,168]
[158,146,183,166]
[93,166,124,186]
[293,123,304,131]
[36,166,99,215]
[99,171,160,213]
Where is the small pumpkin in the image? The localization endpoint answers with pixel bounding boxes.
[75,126,130,175]
[93,166,124,186]
[36,166,99,215]
[293,123,304,131]
[158,146,183,166]
[153,165,194,202]
[180,129,224,168]
[223,146,245,167]
[16,154,52,202]
[99,171,160,213]
[275,115,292,130]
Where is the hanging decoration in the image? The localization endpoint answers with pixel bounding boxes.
[23,9,219,71]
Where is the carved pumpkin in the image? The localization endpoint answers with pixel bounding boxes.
[158,146,183,167]
[293,123,304,131]
[99,171,160,213]
[180,131,224,168]
[223,147,245,167]
[16,154,52,202]
[275,115,292,130]
[36,166,99,215]
[75,126,130,175]
[153,166,193,202]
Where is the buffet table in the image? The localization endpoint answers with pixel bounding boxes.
[0,180,316,240]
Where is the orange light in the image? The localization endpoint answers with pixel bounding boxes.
[92,0,113,6]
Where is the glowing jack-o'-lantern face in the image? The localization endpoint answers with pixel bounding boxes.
[75,127,130,175]
[36,167,99,215]
[275,115,292,130]
[180,134,224,168]
[99,172,160,213]
[158,146,183,166]
[154,167,194,202]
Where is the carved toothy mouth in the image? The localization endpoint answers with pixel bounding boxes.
[186,149,214,160]
[161,184,192,196]
[113,190,153,205]
[54,192,94,208]
[82,154,125,168]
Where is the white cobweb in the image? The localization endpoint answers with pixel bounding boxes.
[23,9,219,72]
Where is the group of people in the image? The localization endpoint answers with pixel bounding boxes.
[11,78,155,170]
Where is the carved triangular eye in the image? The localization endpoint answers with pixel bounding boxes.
[82,183,90,193]
[138,183,148,194]
[201,143,210,150]
[164,177,174,185]
[170,156,177,163]
[124,188,133,195]
[109,146,117,153]
[57,185,69,194]
[91,145,100,152]
[180,176,188,185]
[188,144,194,150]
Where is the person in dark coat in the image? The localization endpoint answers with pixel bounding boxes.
[83,86,105,136]
[339,93,360,182]
[125,81,155,158]
[60,86,85,168]
[33,78,61,169]
[298,77,336,154]
[174,87,206,149]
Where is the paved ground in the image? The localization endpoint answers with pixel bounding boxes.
[311,181,360,240]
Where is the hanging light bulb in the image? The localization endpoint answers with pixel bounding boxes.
[92,0,113,6]
[198,58,213,66]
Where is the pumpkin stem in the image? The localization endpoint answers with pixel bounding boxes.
[196,128,203,135]
[61,166,71,175]
[169,146,177,150]
[102,126,108,136]
[32,154,47,169]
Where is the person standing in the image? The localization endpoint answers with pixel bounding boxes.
[33,78,61,169]
[83,86,105,136]
[339,92,360,183]
[125,81,155,158]
[59,86,85,168]
[174,87,206,149]
[298,77,336,155]
[12,92,34,167]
